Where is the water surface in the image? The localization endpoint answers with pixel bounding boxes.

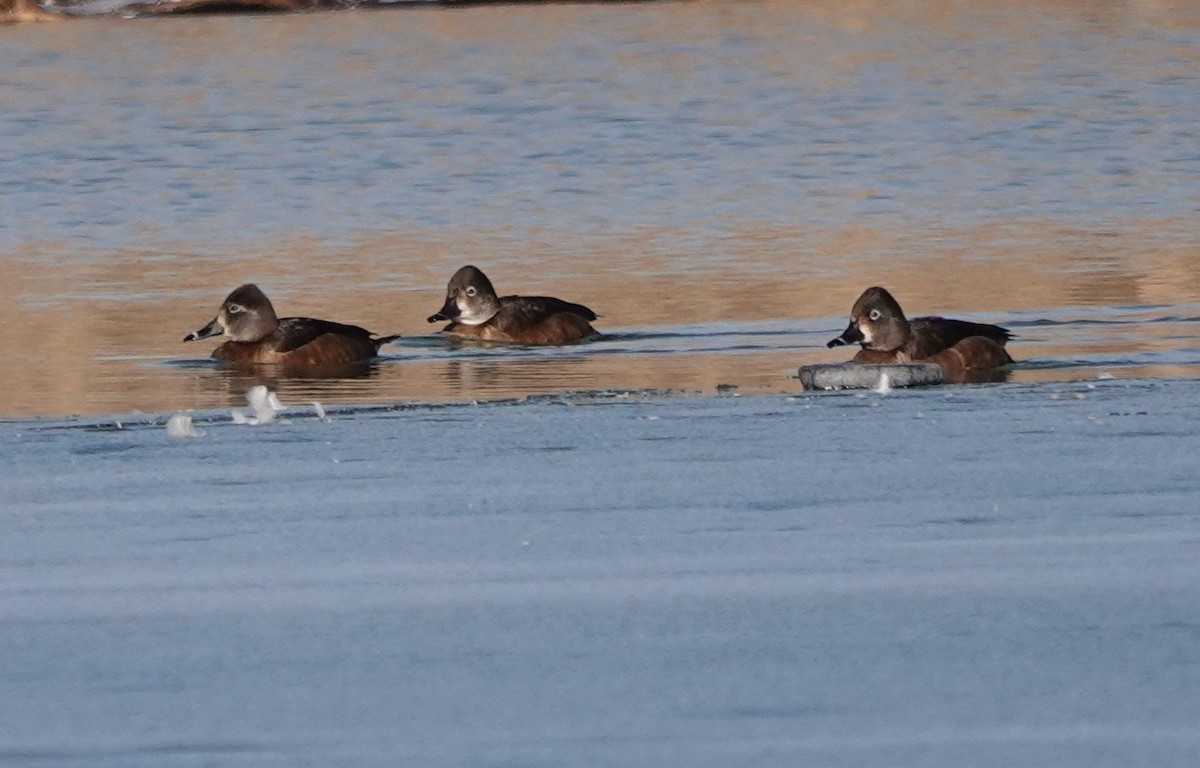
[1,0,1198,416]
[5,382,1200,766]
[4,6,1200,764]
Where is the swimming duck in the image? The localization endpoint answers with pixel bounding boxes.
[827,286,1013,380]
[184,283,398,368]
[427,265,599,345]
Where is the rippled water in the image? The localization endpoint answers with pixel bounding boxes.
[2,0,1199,417]
[5,6,1200,764]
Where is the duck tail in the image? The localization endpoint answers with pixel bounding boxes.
[372,334,401,350]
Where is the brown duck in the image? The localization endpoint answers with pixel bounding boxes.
[184,284,398,369]
[428,265,598,345]
[828,287,1013,382]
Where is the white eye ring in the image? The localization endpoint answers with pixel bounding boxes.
[465,286,477,297]
[228,304,245,314]
[868,309,881,321]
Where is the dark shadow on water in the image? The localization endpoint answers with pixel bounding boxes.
[166,357,392,409]
[384,326,814,365]
[436,355,593,395]
[383,333,608,366]
[163,357,380,379]
[1005,305,1200,330]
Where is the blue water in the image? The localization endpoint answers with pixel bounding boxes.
[5,381,1200,766]
[3,3,1200,763]
[3,3,1198,253]
[2,2,1200,416]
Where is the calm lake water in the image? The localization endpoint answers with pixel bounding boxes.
[5,5,1200,765]
[1,0,1198,417]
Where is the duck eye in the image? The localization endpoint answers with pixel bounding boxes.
[465,286,477,297]
[228,304,245,315]
[868,309,881,321]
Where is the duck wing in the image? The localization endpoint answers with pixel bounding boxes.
[497,295,598,324]
[274,317,379,354]
[907,316,1012,359]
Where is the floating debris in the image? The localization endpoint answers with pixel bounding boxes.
[798,363,944,390]
[232,386,285,425]
[166,413,203,438]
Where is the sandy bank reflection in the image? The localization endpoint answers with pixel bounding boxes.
[184,358,391,410]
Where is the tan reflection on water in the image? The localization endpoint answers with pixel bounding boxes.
[3,0,1199,417]
[2,219,1199,418]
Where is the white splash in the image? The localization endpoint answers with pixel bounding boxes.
[166,413,203,438]
[312,401,328,422]
[874,373,892,395]
[232,386,285,425]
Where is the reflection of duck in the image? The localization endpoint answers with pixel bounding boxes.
[828,287,1013,382]
[184,284,398,372]
[191,364,378,411]
[438,356,592,396]
[428,266,599,345]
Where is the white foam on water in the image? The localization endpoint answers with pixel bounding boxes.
[231,385,285,425]
[165,413,203,438]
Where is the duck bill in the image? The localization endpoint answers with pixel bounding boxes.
[827,321,864,348]
[183,316,223,342]
[427,298,459,324]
